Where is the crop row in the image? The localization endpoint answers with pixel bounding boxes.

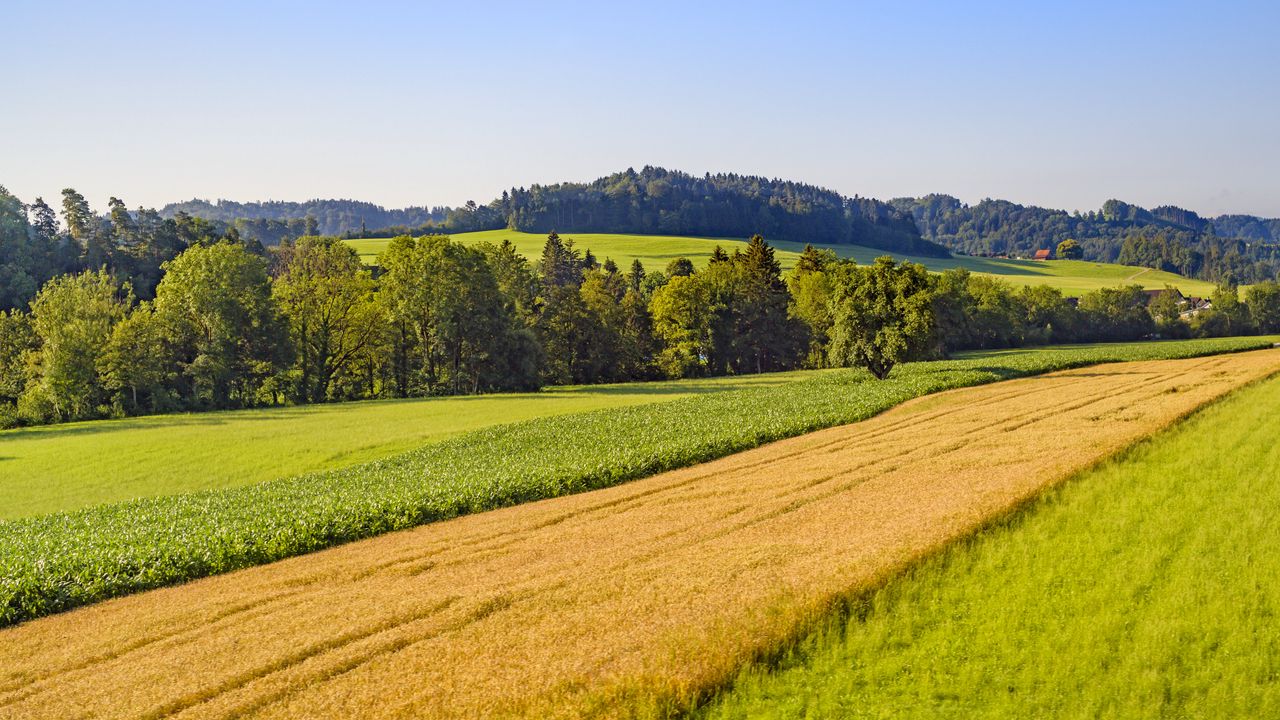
[0,336,1273,627]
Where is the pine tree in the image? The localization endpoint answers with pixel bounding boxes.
[539,231,583,288]
[734,235,803,373]
[627,259,646,293]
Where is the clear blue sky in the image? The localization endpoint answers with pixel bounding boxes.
[4,0,1278,216]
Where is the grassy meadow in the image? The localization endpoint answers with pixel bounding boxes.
[0,372,806,520]
[345,230,1219,297]
[0,337,1273,627]
[698,371,1280,719]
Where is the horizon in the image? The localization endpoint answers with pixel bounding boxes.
[4,1,1279,217]
[146,165,1276,221]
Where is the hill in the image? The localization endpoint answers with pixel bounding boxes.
[346,230,1220,297]
[161,166,949,258]
[155,168,1280,285]
[156,198,449,245]
[892,194,1280,284]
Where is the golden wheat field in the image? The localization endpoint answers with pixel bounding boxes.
[3,350,1279,720]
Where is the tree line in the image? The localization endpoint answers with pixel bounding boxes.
[161,198,450,238]
[4,216,1280,428]
[892,194,1280,284]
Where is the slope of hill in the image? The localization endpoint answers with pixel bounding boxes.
[157,169,1280,284]
[162,167,949,258]
[345,230,1220,297]
[497,167,946,256]
[892,194,1280,283]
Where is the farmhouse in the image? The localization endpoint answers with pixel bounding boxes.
[1181,296,1213,319]
[1033,249,1052,261]
[1143,288,1185,304]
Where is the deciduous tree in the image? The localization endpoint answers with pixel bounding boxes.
[829,257,934,379]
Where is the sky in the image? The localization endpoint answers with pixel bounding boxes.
[3,0,1278,217]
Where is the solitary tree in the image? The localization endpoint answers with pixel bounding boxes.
[828,257,934,379]
[1056,238,1084,260]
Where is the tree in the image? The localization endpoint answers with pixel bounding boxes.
[0,310,35,407]
[649,273,712,378]
[478,239,540,325]
[0,186,39,310]
[59,188,94,247]
[626,259,646,293]
[966,275,1024,349]
[1195,283,1252,338]
[1077,285,1154,341]
[154,242,289,408]
[539,231,583,288]
[929,268,978,355]
[733,235,804,373]
[21,270,131,421]
[788,246,838,366]
[1019,284,1077,344]
[273,237,382,402]
[579,268,630,381]
[665,257,695,277]
[1056,238,1083,260]
[828,257,934,379]
[99,303,171,414]
[1247,281,1280,334]
[1147,286,1183,325]
[381,235,529,393]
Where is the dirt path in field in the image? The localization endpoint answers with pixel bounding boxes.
[4,350,1280,720]
[1125,266,1152,283]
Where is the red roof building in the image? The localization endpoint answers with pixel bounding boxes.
[1033,249,1052,261]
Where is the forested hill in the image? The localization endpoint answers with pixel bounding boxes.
[496,168,947,257]
[161,167,949,258]
[160,199,449,241]
[891,195,1280,284]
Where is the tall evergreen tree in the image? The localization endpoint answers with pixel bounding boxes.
[733,235,804,373]
[626,259,646,293]
[539,231,582,288]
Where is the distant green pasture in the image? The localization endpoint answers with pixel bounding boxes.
[345,230,1219,297]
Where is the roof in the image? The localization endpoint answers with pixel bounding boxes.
[1033,249,1052,260]
[1143,288,1184,300]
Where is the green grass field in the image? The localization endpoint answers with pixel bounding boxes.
[345,230,1219,297]
[698,372,1280,719]
[0,373,806,521]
